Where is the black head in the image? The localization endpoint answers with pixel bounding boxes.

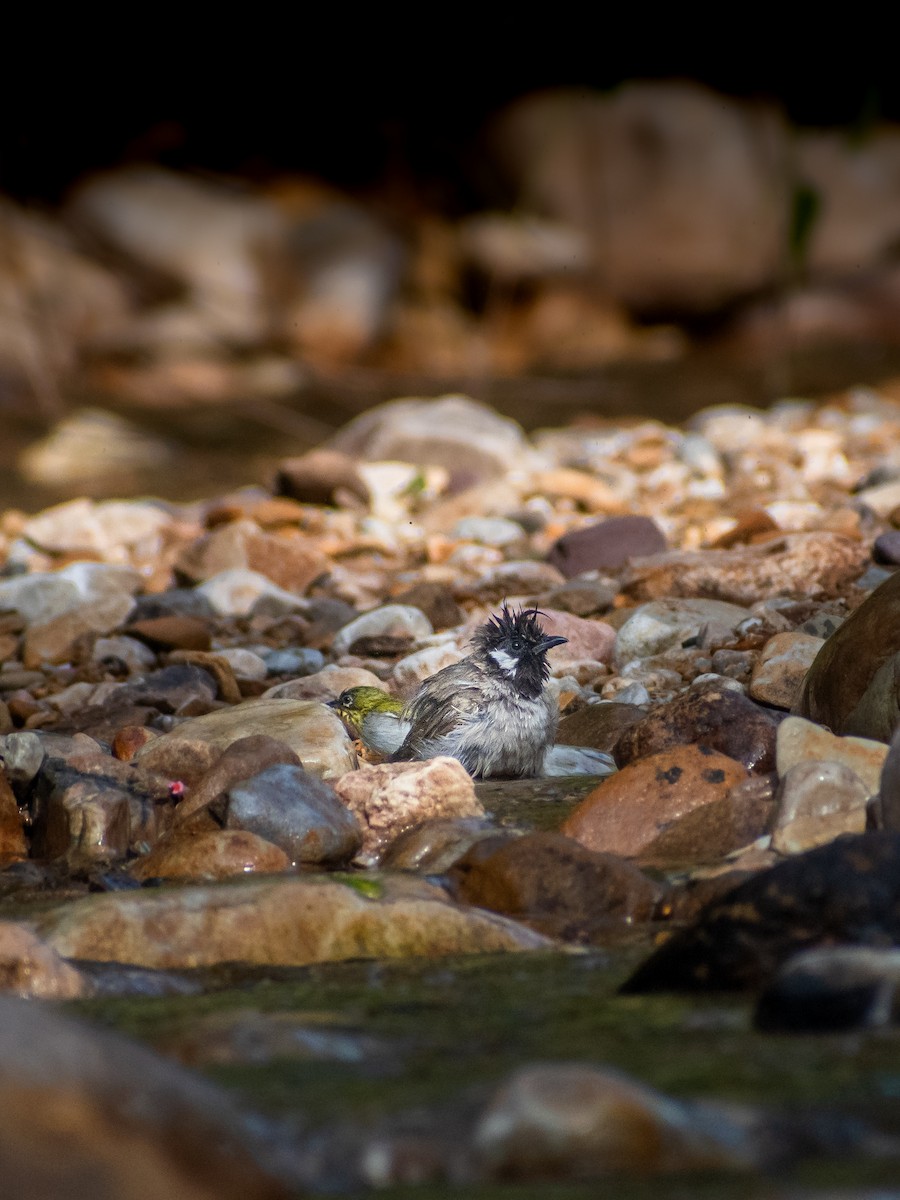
[472,605,567,698]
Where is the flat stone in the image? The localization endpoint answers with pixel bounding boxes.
[392,582,465,630]
[380,817,497,872]
[332,757,484,863]
[132,829,291,880]
[197,568,310,617]
[537,610,615,671]
[547,515,667,578]
[749,631,824,709]
[263,664,384,702]
[36,873,550,968]
[556,702,647,754]
[0,561,140,626]
[124,615,212,651]
[274,447,370,506]
[771,760,868,854]
[615,683,779,774]
[332,604,433,656]
[561,743,749,858]
[447,832,662,943]
[873,531,900,565]
[91,634,158,672]
[23,592,136,667]
[135,698,356,784]
[614,598,751,667]
[776,716,886,796]
[177,518,328,594]
[620,533,867,606]
[174,734,302,826]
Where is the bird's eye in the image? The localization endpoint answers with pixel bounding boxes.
[339,691,351,705]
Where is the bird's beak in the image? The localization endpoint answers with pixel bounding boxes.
[539,635,567,652]
[327,698,340,709]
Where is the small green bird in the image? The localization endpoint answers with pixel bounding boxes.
[329,685,616,778]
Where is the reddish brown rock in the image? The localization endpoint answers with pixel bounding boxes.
[547,515,667,578]
[273,448,370,507]
[637,774,777,867]
[176,518,328,594]
[112,725,157,761]
[174,735,303,826]
[614,683,780,773]
[22,593,136,668]
[124,614,212,652]
[0,922,85,998]
[748,631,824,710]
[132,829,291,880]
[620,533,867,606]
[561,743,749,858]
[0,773,26,865]
[447,832,663,942]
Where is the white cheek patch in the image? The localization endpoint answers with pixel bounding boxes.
[489,648,518,675]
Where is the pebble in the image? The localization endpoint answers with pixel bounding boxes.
[177,518,328,595]
[614,598,751,666]
[124,615,212,651]
[391,642,465,691]
[776,716,887,796]
[546,514,667,577]
[264,664,384,702]
[261,646,325,676]
[196,568,310,617]
[91,634,157,672]
[556,702,646,753]
[771,759,869,854]
[0,921,85,998]
[747,631,825,709]
[379,816,497,873]
[23,592,136,668]
[332,757,485,864]
[331,604,433,656]
[561,743,749,859]
[213,647,268,681]
[133,829,291,880]
[453,516,525,547]
[873,530,900,565]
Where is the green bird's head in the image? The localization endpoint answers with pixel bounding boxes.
[329,686,404,735]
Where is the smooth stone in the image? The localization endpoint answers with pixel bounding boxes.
[332,757,484,863]
[123,614,212,651]
[213,647,268,681]
[614,598,751,667]
[470,560,566,601]
[776,716,887,796]
[0,731,46,789]
[263,664,383,702]
[274,447,370,506]
[225,763,362,864]
[622,832,900,993]
[379,817,497,873]
[37,873,551,968]
[748,632,824,709]
[547,515,667,578]
[23,592,136,667]
[798,610,845,639]
[130,588,216,621]
[635,774,777,867]
[542,745,617,777]
[447,832,662,943]
[20,497,170,556]
[771,760,869,854]
[475,1063,758,1178]
[262,647,325,677]
[132,829,291,880]
[91,634,157,672]
[176,518,328,594]
[0,993,286,1198]
[0,561,140,626]
[756,946,900,1031]
[879,724,900,830]
[615,682,779,774]
[328,393,531,482]
[453,516,525,546]
[561,744,749,858]
[120,663,220,714]
[874,531,900,565]
[135,698,356,783]
[331,605,433,656]
[391,642,465,691]
[197,568,310,617]
[620,533,867,606]
[536,578,617,618]
[795,568,900,739]
[174,735,302,826]
[392,582,465,630]
[556,702,647,754]
[537,610,615,670]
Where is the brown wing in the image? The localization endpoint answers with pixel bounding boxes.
[393,664,482,760]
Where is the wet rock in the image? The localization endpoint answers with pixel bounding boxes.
[134,698,356,784]
[177,518,328,595]
[614,683,779,773]
[31,751,173,867]
[331,604,433,656]
[622,832,900,992]
[636,774,777,867]
[0,773,26,865]
[542,744,617,777]
[328,394,531,482]
[776,716,886,796]
[613,598,751,666]
[771,760,869,854]
[748,631,825,709]
[756,946,900,1032]
[23,592,136,668]
[37,873,551,968]
[124,615,212,651]
[332,757,484,863]
[0,922,85,998]
[547,515,667,578]
[379,816,497,872]
[447,832,662,942]
[174,735,303,826]
[620,533,867,606]
[197,568,310,617]
[0,994,288,1198]
[274,448,370,507]
[225,763,362,864]
[0,730,45,790]
[556,702,646,754]
[873,530,900,565]
[91,634,158,672]
[133,829,290,880]
[474,1063,759,1179]
[561,743,749,858]
[794,567,900,739]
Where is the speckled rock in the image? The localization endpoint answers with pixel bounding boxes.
[447,832,662,943]
[133,828,291,880]
[561,743,749,858]
[37,873,550,968]
[537,610,615,670]
[748,632,825,709]
[776,716,886,796]
[771,760,869,854]
[332,757,484,863]
[795,567,900,739]
[134,698,356,784]
[620,533,867,606]
[614,598,751,667]
[614,682,779,773]
[332,604,433,656]
[547,515,667,578]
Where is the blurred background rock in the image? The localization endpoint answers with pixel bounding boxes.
[2,19,899,506]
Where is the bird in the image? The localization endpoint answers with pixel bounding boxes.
[330,683,617,778]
